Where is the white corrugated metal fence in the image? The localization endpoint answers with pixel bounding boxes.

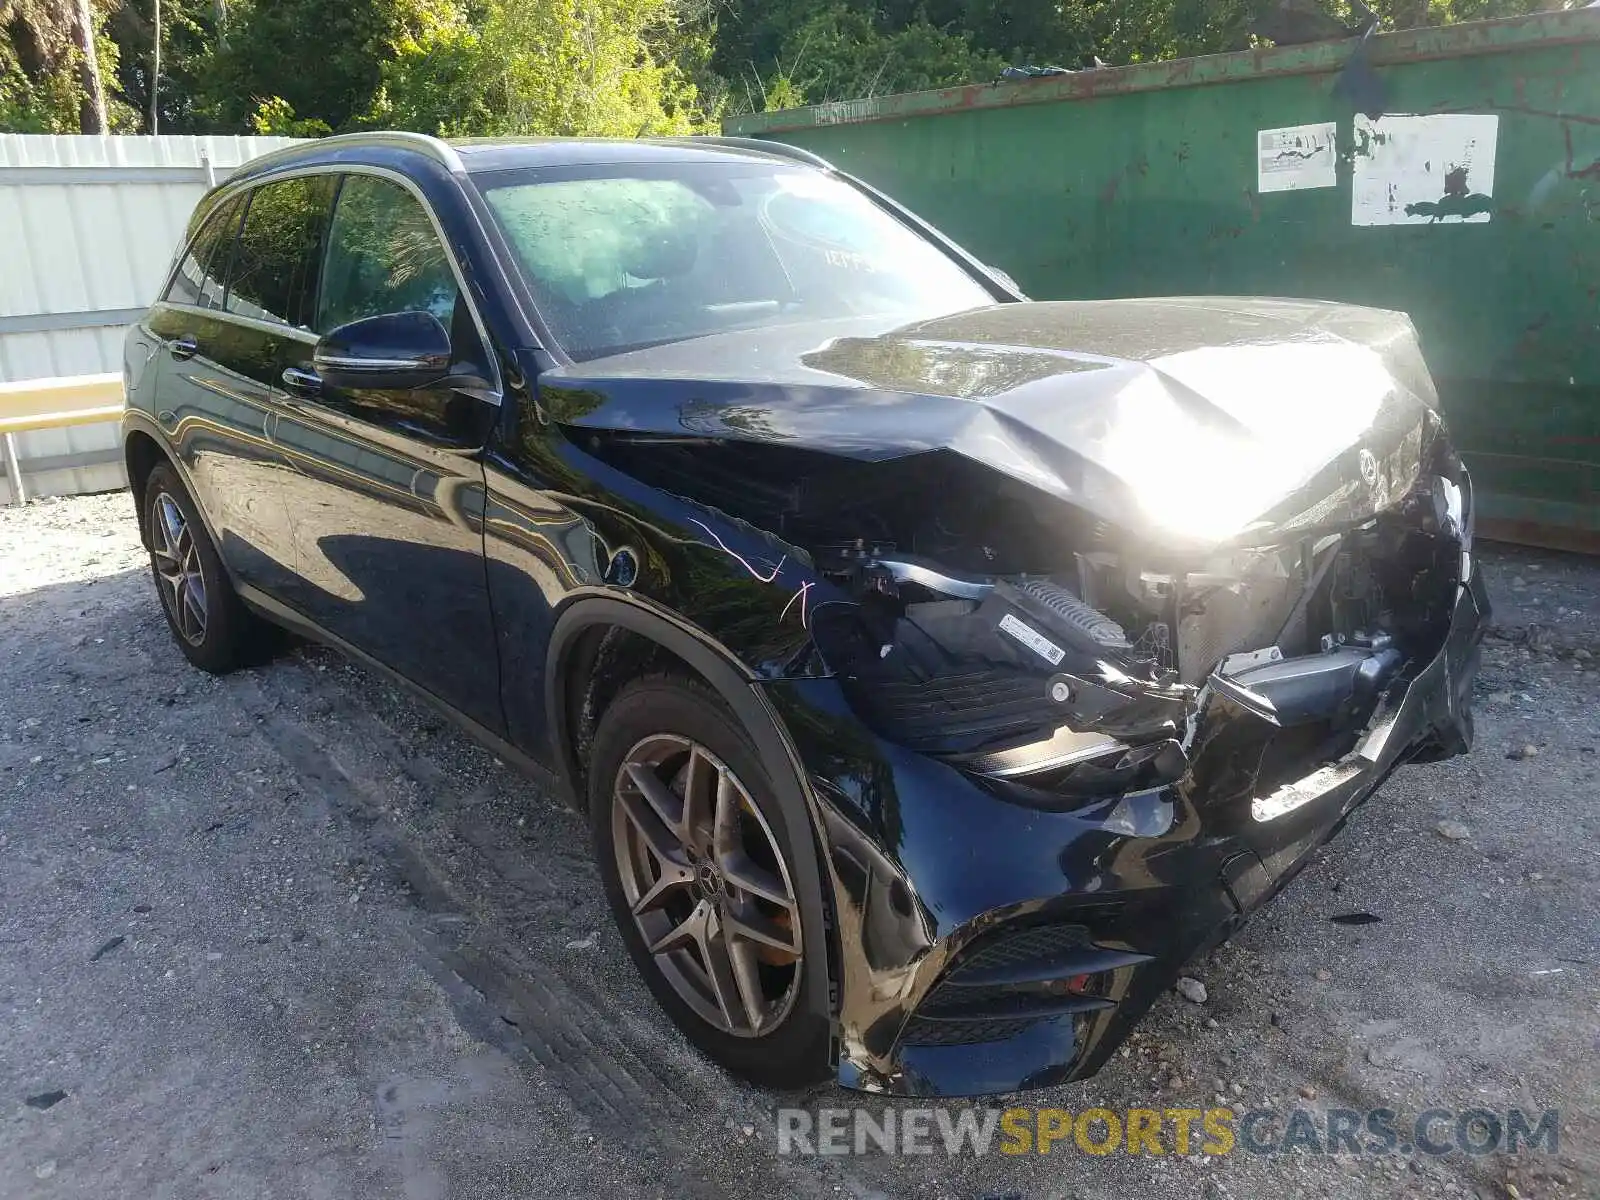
[0,134,303,503]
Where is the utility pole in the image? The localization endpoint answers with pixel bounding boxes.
[69,0,109,133]
[150,0,162,134]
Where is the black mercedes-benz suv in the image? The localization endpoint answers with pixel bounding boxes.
[123,131,1486,1097]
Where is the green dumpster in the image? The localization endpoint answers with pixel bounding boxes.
[726,10,1600,552]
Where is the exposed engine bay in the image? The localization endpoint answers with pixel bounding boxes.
[582,429,1471,798]
[536,285,1486,1097]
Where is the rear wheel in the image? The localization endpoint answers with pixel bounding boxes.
[589,675,832,1088]
[143,462,280,673]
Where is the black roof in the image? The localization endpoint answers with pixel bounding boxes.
[452,135,827,172]
[228,132,829,186]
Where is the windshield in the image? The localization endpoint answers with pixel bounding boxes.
[475,161,997,360]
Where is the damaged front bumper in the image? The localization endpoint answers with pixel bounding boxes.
[760,536,1486,1098]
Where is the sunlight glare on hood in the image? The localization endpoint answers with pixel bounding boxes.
[1103,340,1395,545]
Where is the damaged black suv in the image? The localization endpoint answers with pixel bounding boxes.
[123,132,1486,1096]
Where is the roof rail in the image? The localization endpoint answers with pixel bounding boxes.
[329,131,467,173]
[692,135,834,170]
[231,131,467,180]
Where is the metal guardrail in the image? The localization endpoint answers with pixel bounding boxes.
[0,308,148,336]
[0,374,125,504]
[0,164,217,186]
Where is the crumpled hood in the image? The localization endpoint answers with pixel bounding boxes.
[542,296,1442,549]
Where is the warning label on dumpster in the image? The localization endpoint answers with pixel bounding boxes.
[1352,113,1499,226]
[1257,123,1338,192]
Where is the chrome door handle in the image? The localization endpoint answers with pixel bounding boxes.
[281,366,322,397]
[168,335,198,361]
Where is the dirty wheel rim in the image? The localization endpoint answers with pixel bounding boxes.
[150,492,207,645]
[612,734,803,1038]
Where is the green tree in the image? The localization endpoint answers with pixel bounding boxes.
[361,2,491,135]
[914,0,1097,64]
[2,0,136,131]
[2,0,81,131]
[3,0,1566,136]
[367,0,710,136]
[770,4,1002,106]
[191,0,456,131]
[105,0,233,133]
[247,94,331,136]
[710,0,1554,114]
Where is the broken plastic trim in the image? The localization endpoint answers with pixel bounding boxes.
[969,740,1189,810]
[959,725,1128,778]
[1206,672,1280,726]
[1208,643,1407,730]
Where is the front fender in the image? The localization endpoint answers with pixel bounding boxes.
[541,593,840,1041]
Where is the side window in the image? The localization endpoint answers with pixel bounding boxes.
[164,196,242,310]
[225,175,337,329]
[317,175,459,333]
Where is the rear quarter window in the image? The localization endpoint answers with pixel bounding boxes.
[164,197,243,310]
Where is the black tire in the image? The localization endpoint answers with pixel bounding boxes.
[589,675,833,1089]
[142,462,280,673]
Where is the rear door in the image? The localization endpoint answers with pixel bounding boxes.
[269,171,505,733]
[145,193,299,594]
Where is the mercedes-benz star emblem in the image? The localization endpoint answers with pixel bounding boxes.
[1358,448,1379,486]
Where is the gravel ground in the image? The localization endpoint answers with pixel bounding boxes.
[1,490,1595,1200]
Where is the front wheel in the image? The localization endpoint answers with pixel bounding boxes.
[142,462,280,673]
[589,675,832,1088]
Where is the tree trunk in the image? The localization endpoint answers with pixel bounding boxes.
[69,0,109,134]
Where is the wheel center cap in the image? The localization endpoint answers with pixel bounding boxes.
[696,863,724,899]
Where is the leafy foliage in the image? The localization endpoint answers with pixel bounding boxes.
[366,0,707,136]
[2,0,136,131]
[0,0,1565,135]
[248,95,331,137]
[709,0,1554,112]
[1,0,79,130]
[752,4,1004,107]
[191,0,458,131]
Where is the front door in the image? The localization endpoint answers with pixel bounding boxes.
[269,172,505,734]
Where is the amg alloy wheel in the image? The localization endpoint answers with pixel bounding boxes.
[611,734,803,1038]
[141,462,281,674]
[589,675,831,1087]
[150,491,208,645]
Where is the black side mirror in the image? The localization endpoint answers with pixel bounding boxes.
[313,311,452,391]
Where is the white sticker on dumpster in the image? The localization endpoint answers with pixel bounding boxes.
[1257,123,1338,192]
[999,613,1065,665]
[1351,113,1499,225]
